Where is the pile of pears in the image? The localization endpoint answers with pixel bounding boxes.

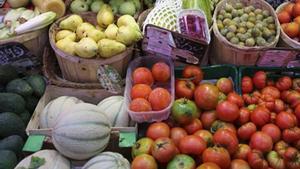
[55,5,142,59]
[70,0,141,16]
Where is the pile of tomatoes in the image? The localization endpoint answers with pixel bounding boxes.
[131,65,300,169]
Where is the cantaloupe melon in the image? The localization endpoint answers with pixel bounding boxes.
[97,96,129,127]
[52,103,111,160]
[82,152,130,169]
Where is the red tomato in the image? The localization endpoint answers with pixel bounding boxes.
[130,98,152,112]
[247,149,269,169]
[148,88,171,111]
[250,132,273,153]
[179,135,207,155]
[250,106,270,127]
[131,84,152,100]
[216,78,233,94]
[295,104,300,122]
[237,122,257,141]
[243,94,258,105]
[194,84,220,110]
[194,130,213,147]
[282,127,300,143]
[261,123,281,143]
[133,67,154,85]
[276,111,297,130]
[261,86,280,99]
[242,76,254,94]
[197,162,221,169]
[227,92,244,108]
[233,144,251,160]
[293,78,300,92]
[175,80,195,99]
[146,122,170,140]
[274,140,289,157]
[213,129,239,155]
[170,127,188,146]
[216,101,239,122]
[253,71,267,89]
[230,159,251,169]
[211,120,237,134]
[236,107,250,125]
[151,62,170,82]
[274,99,285,113]
[183,118,203,134]
[276,76,292,91]
[284,147,300,169]
[201,110,217,129]
[202,147,231,169]
[281,90,292,102]
[258,94,275,111]
[286,90,300,108]
[182,65,204,85]
[131,154,158,169]
[151,137,177,163]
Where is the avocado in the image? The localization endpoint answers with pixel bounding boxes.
[0,135,24,154]
[6,78,33,97]
[25,96,39,113]
[0,150,17,169]
[25,75,46,97]
[0,112,25,138]
[0,65,18,85]
[0,93,26,114]
[19,110,31,124]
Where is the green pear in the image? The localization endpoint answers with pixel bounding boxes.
[70,0,89,14]
[104,24,118,40]
[76,22,95,39]
[117,15,140,31]
[86,29,105,42]
[132,0,142,11]
[56,38,77,55]
[97,4,114,28]
[90,0,104,13]
[56,30,76,42]
[82,0,92,5]
[59,14,83,32]
[98,39,126,58]
[75,38,98,58]
[109,0,125,8]
[116,26,142,46]
[119,1,136,16]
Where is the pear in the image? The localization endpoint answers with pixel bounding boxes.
[75,37,98,58]
[97,4,114,28]
[117,15,140,31]
[76,22,95,39]
[56,38,77,55]
[86,29,105,42]
[59,14,83,32]
[98,39,126,58]
[104,24,118,40]
[116,26,142,46]
[132,0,142,11]
[96,25,105,31]
[55,30,76,42]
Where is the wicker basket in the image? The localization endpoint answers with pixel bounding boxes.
[49,13,133,83]
[210,0,280,65]
[276,2,300,48]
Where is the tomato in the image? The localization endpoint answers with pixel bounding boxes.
[250,106,270,127]
[182,65,204,85]
[284,147,300,169]
[131,154,158,169]
[227,92,244,108]
[293,78,300,92]
[274,140,289,157]
[175,80,195,99]
[130,98,152,112]
[261,123,281,143]
[286,90,300,108]
[237,122,257,141]
[179,135,207,155]
[197,162,221,169]
[146,122,170,140]
[210,120,237,134]
[281,90,291,102]
[151,62,170,82]
[295,104,300,122]
[148,88,171,111]
[236,107,250,125]
[274,99,285,113]
[133,67,154,85]
[194,84,220,110]
[194,130,213,147]
[167,154,196,169]
[202,147,231,169]
[276,76,292,91]
[233,144,251,160]
[253,71,267,89]
[151,137,178,163]
[216,101,239,122]
[201,110,217,129]
[171,98,200,125]
[170,127,188,146]
[184,118,203,134]
[276,111,297,130]
[242,76,254,94]
[258,94,275,111]
[282,127,300,143]
[213,129,239,155]
[250,131,273,153]
[247,149,269,169]
[216,78,233,94]
[230,159,251,169]
[131,84,152,100]
[132,137,154,158]
[243,93,258,105]
[266,151,285,169]
[261,86,280,99]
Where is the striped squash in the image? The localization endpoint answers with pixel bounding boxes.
[97,96,129,127]
[15,150,70,169]
[39,96,83,128]
[52,103,111,160]
[82,152,130,169]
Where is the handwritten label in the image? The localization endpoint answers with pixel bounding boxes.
[97,65,123,94]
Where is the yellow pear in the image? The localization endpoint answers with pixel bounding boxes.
[76,22,95,39]
[116,26,142,46]
[117,15,139,31]
[96,25,105,31]
[97,4,114,28]
[104,24,118,40]
[75,37,98,58]
[98,39,126,58]
[86,29,106,42]
[59,14,83,32]
[56,38,77,55]
[55,30,76,42]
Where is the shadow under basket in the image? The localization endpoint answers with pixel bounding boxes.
[49,13,133,83]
